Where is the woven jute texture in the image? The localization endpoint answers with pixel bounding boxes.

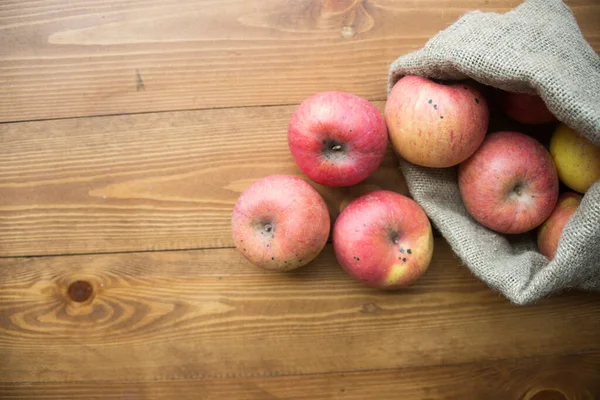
[387,0,600,305]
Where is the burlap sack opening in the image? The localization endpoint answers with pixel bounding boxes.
[387,0,600,305]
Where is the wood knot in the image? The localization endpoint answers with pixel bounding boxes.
[68,280,94,303]
[340,25,356,39]
[239,0,374,36]
[523,389,569,400]
[338,0,374,37]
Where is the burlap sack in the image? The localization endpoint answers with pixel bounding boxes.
[387,0,600,305]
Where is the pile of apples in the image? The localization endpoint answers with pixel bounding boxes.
[231,76,600,290]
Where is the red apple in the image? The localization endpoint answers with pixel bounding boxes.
[333,190,433,289]
[385,75,489,168]
[537,192,582,260]
[501,91,557,125]
[288,91,388,187]
[231,175,330,270]
[458,131,559,234]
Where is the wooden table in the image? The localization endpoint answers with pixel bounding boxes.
[1,1,599,398]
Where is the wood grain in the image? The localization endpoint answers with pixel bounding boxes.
[1,353,599,399]
[0,102,406,257]
[3,1,600,398]
[1,0,599,123]
[1,240,599,383]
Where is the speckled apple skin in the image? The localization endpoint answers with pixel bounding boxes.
[333,190,433,289]
[385,75,489,168]
[231,175,330,271]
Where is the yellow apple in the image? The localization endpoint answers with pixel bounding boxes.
[549,123,600,193]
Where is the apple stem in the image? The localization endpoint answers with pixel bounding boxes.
[332,145,342,151]
[264,223,273,232]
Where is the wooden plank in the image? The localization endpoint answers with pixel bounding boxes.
[1,353,599,399]
[0,102,406,257]
[1,240,599,383]
[1,0,598,122]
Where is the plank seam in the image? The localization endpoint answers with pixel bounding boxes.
[0,349,598,385]
[0,99,387,126]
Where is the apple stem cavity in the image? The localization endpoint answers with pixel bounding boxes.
[513,183,523,196]
[321,139,347,160]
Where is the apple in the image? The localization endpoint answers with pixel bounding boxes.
[550,123,600,194]
[385,75,489,168]
[333,190,433,289]
[537,192,582,260]
[500,91,557,125]
[288,91,388,187]
[231,175,330,271]
[458,131,559,234]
